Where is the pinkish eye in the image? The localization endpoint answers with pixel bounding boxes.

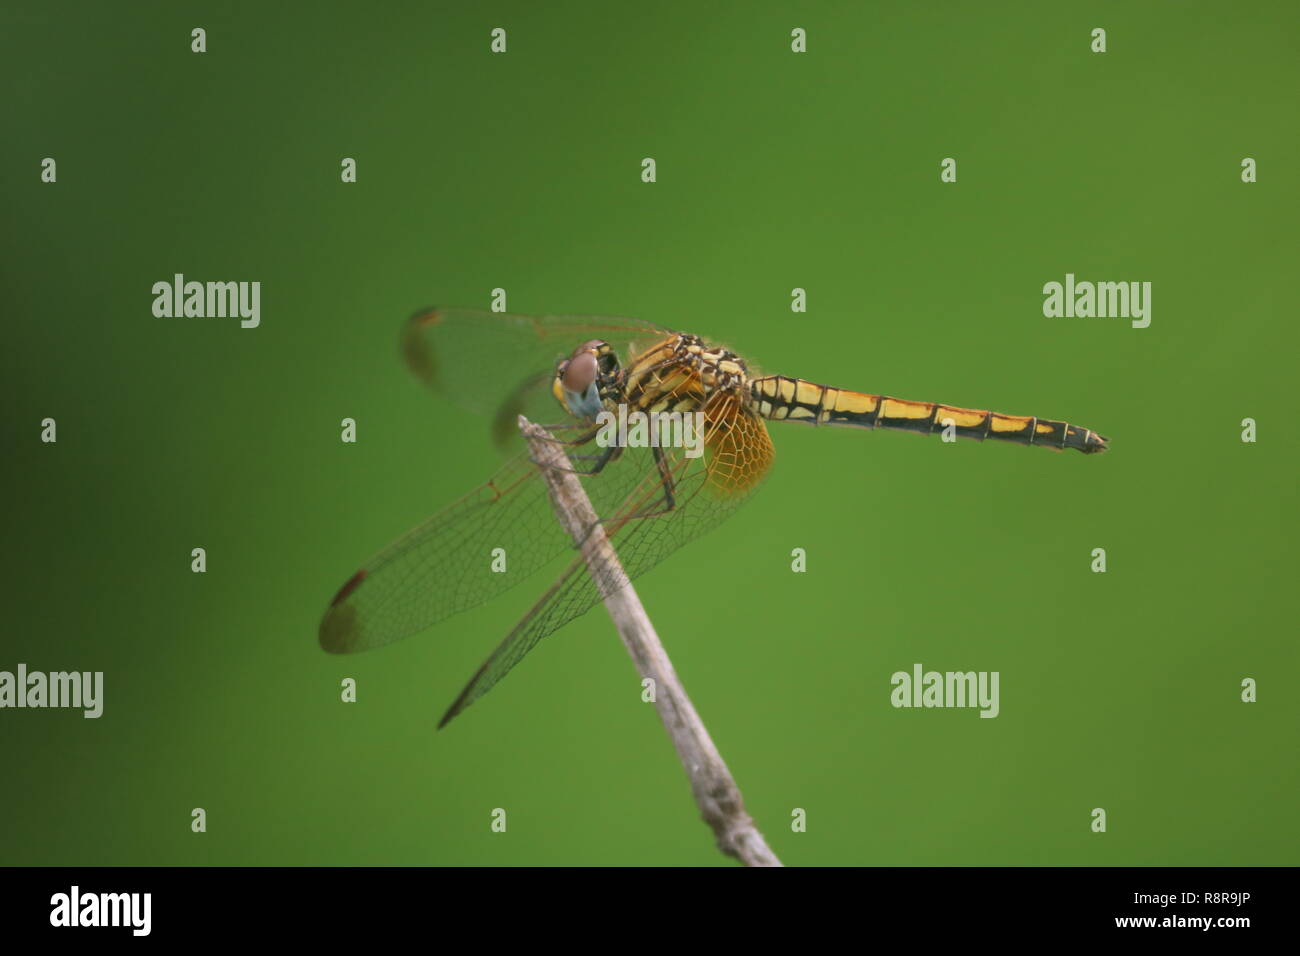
[561,350,598,393]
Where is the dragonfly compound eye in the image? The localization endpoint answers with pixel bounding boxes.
[561,349,598,394]
[553,348,606,420]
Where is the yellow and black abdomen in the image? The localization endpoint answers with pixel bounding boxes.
[748,375,1108,453]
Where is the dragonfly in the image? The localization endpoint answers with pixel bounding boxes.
[320,308,1108,727]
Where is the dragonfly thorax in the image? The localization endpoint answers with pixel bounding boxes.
[675,334,750,391]
[613,333,754,420]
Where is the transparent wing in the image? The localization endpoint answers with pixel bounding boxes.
[437,390,775,727]
[321,425,679,654]
[320,448,561,654]
[401,308,672,450]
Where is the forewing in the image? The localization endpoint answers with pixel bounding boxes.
[401,308,671,450]
[319,417,699,655]
[319,450,567,654]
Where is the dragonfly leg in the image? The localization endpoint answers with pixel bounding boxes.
[550,427,601,447]
[635,444,678,517]
[567,443,620,476]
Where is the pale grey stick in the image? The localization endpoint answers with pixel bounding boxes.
[520,417,782,867]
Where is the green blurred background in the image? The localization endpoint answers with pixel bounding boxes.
[2,1,1296,866]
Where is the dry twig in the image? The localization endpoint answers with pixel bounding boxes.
[521,417,782,867]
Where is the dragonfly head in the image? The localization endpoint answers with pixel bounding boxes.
[553,340,620,420]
